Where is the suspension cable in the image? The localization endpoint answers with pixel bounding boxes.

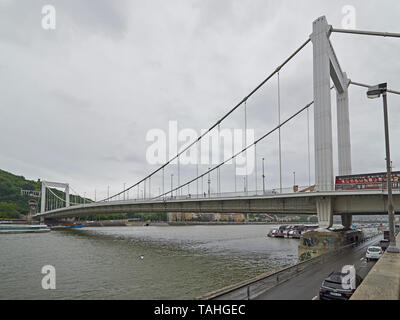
[153,96,321,201]
[277,72,282,193]
[99,38,311,202]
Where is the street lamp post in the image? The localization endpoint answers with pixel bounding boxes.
[262,157,266,194]
[170,174,174,199]
[208,168,211,198]
[367,83,399,253]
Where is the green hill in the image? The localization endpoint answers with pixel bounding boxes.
[0,169,41,218]
[0,169,91,219]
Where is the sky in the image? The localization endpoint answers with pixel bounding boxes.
[1,0,400,200]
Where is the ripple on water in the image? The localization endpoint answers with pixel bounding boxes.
[0,225,299,299]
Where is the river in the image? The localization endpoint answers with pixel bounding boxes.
[0,224,301,299]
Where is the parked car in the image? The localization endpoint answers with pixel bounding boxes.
[319,270,362,300]
[378,239,390,251]
[366,246,383,261]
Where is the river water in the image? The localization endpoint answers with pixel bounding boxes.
[0,224,301,299]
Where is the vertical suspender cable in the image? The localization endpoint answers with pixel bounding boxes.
[278,72,282,193]
[162,167,165,200]
[307,106,311,186]
[197,142,199,198]
[254,143,257,194]
[149,176,151,198]
[209,133,212,196]
[244,100,248,195]
[233,131,237,193]
[178,154,180,196]
[218,123,221,195]
[201,175,204,196]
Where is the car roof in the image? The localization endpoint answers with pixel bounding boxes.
[368,246,382,249]
[325,271,352,283]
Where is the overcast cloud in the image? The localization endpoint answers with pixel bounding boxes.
[1,0,400,200]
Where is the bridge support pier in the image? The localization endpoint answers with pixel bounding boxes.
[316,197,333,229]
[341,213,353,230]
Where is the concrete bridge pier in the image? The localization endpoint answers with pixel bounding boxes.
[341,213,353,230]
[316,197,333,229]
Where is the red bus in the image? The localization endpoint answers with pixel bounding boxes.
[335,171,400,191]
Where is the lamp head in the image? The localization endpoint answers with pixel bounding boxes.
[367,83,387,99]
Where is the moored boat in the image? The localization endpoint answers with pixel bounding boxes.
[70,224,85,229]
[267,224,319,239]
[267,229,278,237]
[0,223,50,234]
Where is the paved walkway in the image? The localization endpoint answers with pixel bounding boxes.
[256,235,381,300]
[351,233,400,300]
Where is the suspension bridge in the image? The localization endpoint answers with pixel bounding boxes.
[33,16,400,230]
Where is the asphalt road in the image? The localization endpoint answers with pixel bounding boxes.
[256,235,383,300]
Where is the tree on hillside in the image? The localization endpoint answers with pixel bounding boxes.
[0,202,21,218]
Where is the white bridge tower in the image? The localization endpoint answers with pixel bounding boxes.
[40,180,70,213]
[311,16,352,229]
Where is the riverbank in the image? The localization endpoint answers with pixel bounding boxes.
[83,220,313,227]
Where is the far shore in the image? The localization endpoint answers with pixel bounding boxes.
[82,220,316,227]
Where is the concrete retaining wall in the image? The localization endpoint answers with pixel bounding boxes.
[351,233,400,300]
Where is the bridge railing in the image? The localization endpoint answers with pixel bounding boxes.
[99,183,396,204]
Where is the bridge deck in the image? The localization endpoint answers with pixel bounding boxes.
[35,190,400,219]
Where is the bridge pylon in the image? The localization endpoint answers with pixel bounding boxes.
[40,180,70,213]
[311,16,352,228]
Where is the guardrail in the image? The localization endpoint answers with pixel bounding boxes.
[137,184,397,202]
[198,233,381,300]
[88,183,399,204]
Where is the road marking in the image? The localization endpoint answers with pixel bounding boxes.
[312,295,318,300]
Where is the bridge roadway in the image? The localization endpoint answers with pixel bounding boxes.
[35,189,400,219]
[255,235,382,300]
